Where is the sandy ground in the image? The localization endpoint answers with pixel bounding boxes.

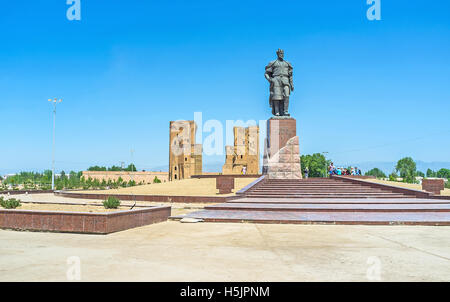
[365,179,450,196]
[0,193,215,216]
[0,222,449,281]
[76,178,257,196]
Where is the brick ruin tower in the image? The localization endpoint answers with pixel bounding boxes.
[222,126,259,175]
[169,120,202,181]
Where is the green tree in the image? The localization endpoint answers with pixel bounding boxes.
[365,168,386,178]
[93,178,100,189]
[426,168,436,177]
[108,165,123,171]
[300,153,330,178]
[416,171,425,177]
[436,168,450,179]
[43,170,52,183]
[395,157,417,183]
[125,163,137,172]
[86,177,93,189]
[87,166,107,171]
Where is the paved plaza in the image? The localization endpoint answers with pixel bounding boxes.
[1,222,449,281]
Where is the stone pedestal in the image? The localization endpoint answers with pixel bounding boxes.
[263,117,302,179]
[422,179,444,195]
[216,176,235,194]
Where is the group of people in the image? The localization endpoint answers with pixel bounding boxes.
[302,164,362,178]
[328,163,362,176]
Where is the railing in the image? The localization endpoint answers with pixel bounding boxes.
[236,175,267,196]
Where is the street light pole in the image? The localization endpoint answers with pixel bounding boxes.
[48,98,62,190]
[322,151,329,178]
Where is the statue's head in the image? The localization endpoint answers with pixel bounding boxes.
[276,49,284,60]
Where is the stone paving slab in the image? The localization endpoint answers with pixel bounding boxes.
[181,209,450,225]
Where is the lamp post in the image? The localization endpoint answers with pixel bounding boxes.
[322,151,329,178]
[129,149,136,210]
[48,98,62,190]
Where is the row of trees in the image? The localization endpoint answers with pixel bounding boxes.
[1,163,162,191]
[300,155,449,187]
[87,164,137,172]
[365,157,420,183]
[365,157,450,185]
[426,168,450,179]
[1,170,100,190]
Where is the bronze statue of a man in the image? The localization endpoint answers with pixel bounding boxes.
[265,49,294,116]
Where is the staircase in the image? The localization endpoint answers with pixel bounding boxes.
[174,177,450,225]
[242,178,413,199]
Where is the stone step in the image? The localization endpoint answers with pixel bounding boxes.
[259,187,364,189]
[266,181,344,184]
[250,188,385,192]
[229,197,436,204]
[204,203,450,212]
[178,209,450,225]
[245,194,409,199]
[266,178,344,183]
[246,192,407,195]
[266,182,344,184]
[249,191,387,194]
[261,184,370,188]
[248,192,391,195]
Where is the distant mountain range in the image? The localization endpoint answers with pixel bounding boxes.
[148,162,225,173]
[2,161,449,177]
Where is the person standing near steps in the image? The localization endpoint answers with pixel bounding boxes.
[304,167,309,179]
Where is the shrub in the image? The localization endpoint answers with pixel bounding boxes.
[389,173,397,182]
[0,198,22,209]
[103,196,120,209]
[153,176,162,183]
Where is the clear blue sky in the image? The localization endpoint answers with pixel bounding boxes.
[1,0,449,173]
